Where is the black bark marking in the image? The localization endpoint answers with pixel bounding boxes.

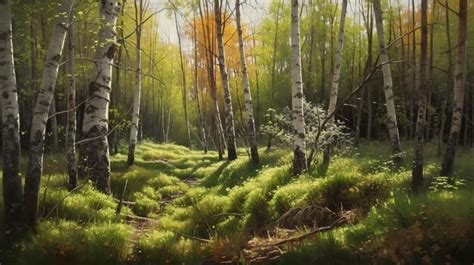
[51,54,61,62]
[106,44,117,59]
[0,30,10,41]
[85,104,98,114]
[2,91,8,99]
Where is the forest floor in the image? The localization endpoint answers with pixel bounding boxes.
[1,141,474,264]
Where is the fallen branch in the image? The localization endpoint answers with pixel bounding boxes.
[260,217,346,247]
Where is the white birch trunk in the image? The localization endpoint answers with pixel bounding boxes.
[412,0,428,190]
[79,0,120,193]
[215,0,237,161]
[236,0,259,164]
[66,12,77,190]
[174,9,191,149]
[373,0,403,166]
[128,0,142,166]
[0,0,22,225]
[327,0,348,122]
[441,0,467,177]
[323,0,348,169]
[23,0,72,229]
[291,0,307,175]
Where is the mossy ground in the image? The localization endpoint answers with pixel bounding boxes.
[0,141,473,264]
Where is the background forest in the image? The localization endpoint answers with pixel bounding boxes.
[0,0,474,264]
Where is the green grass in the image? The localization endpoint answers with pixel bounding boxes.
[0,140,473,264]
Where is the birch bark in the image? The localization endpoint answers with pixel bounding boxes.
[128,0,142,166]
[66,9,77,190]
[215,0,237,161]
[412,0,428,191]
[0,0,22,226]
[236,0,259,164]
[78,0,120,192]
[373,0,403,166]
[440,0,467,177]
[23,0,73,229]
[291,0,307,175]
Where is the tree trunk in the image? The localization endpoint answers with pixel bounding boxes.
[49,98,59,152]
[236,0,259,164]
[412,0,428,192]
[0,0,22,227]
[174,9,191,149]
[78,0,120,193]
[440,0,467,177]
[128,0,142,166]
[198,1,225,159]
[66,11,77,191]
[215,0,237,161]
[270,0,282,103]
[366,2,374,141]
[193,11,207,153]
[373,0,403,167]
[323,0,348,167]
[22,0,73,229]
[291,0,307,175]
[438,0,453,156]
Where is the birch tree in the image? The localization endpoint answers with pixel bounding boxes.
[22,0,73,229]
[291,0,307,175]
[193,11,208,153]
[128,0,143,166]
[215,0,237,161]
[323,0,348,167]
[412,0,428,191]
[440,0,467,177]
[78,0,121,192]
[236,0,259,164]
[198,0,225,159]
[0,0,22,226]
[373,0,403,166]
[174,8,191,149]
[66,7,77,190]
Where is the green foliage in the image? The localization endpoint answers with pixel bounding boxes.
[18,221,132,265]
[40,183,127,223]
[133,231,203,265]
[260,101,351,151]
[2,142,474,264]
[277,232,357,265]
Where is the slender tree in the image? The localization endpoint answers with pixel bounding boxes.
[128,0,143,166]
[236,0,259,164]
[198,0,225,159]
[193,11,208,153]
[0,0,22,226]
[291,0,307,175]
[440,0,467,177]
[412,0,429,191]
[373,0,403,166]
[66,6,77,190]
[78,0,120,192]
[22,0,73,229]
[215,0,237,161]
[266,0,283,151]
[174,7,191,149]
[438,0,453,155]
[323,0,348,168]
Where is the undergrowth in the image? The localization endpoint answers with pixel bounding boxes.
[0,140,472,264]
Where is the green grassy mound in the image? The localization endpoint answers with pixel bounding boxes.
[0,141,472,264]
